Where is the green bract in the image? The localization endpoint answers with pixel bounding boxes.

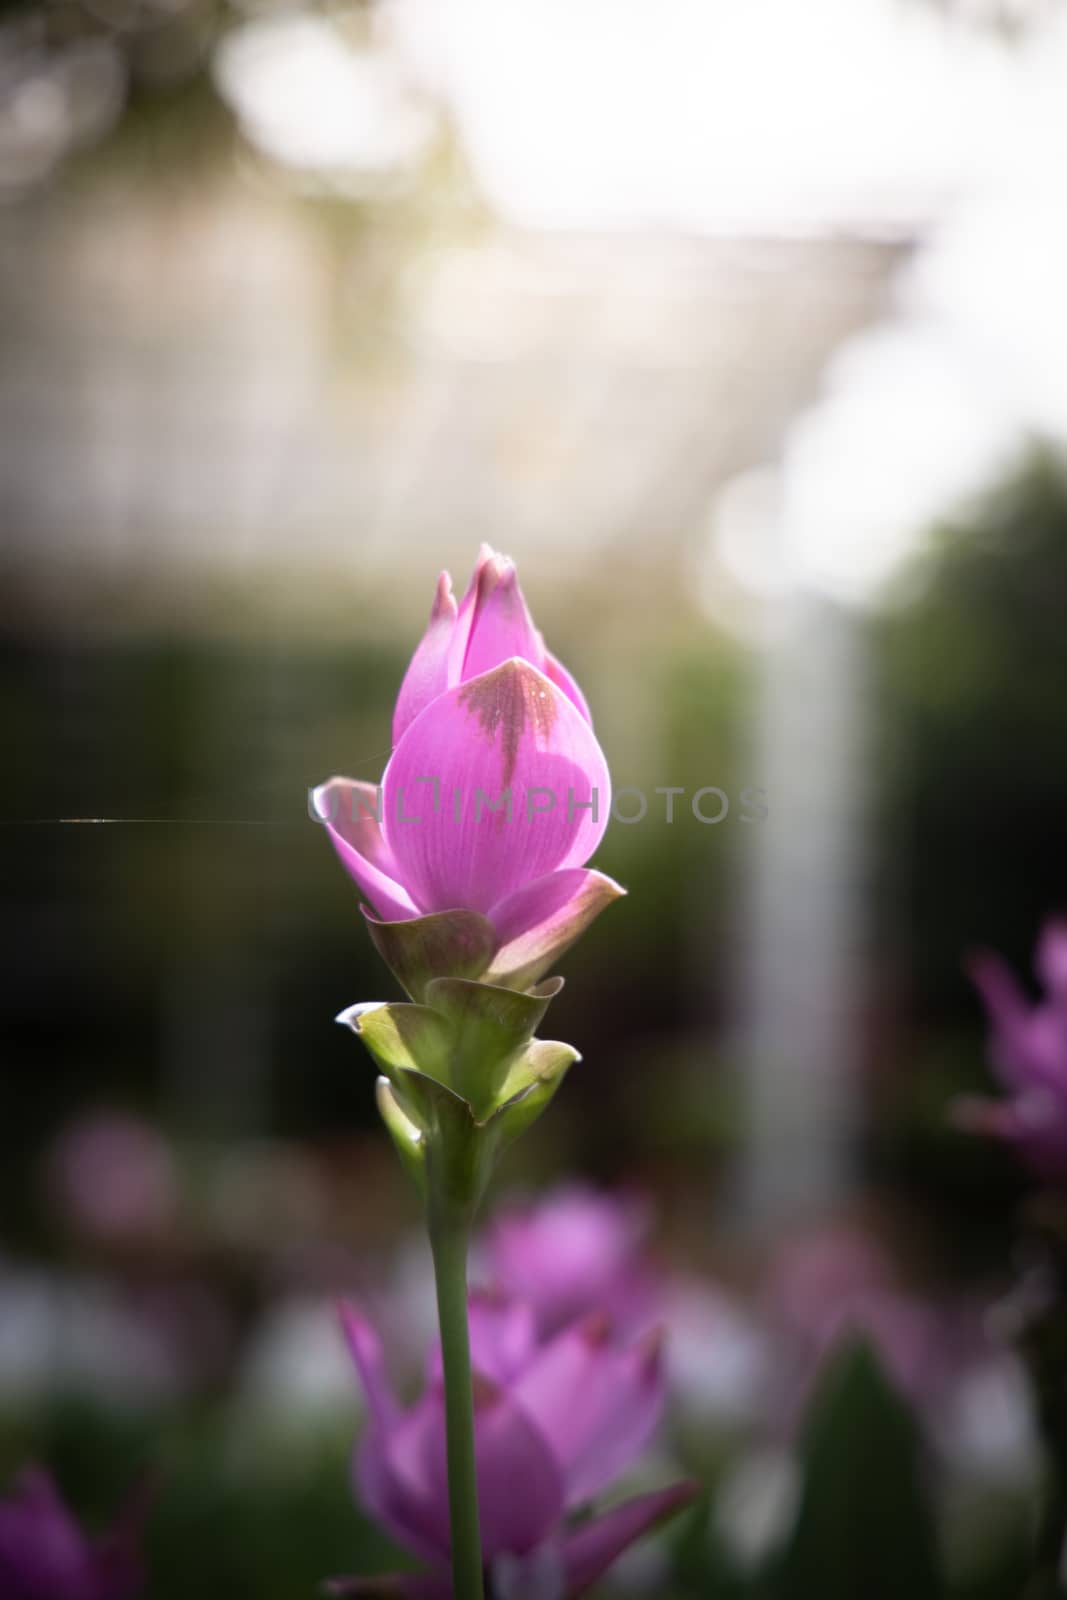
[361,876,624,1004]
[363,907,499,1004]
[337,976,579,1215]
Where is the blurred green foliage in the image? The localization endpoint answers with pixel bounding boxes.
[871,448,1067,1259]
[776,1340,940,1600]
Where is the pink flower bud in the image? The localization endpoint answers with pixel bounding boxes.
[314,548,623,993]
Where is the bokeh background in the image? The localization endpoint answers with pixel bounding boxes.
[3,0,1067,1593]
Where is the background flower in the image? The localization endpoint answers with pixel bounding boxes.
[958,921,1067,1179]
[332,1295,694,1598]
[0,1469,146,1600]
[479,1185,659,1339]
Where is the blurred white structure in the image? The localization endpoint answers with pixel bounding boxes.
[707,5,1067,1224]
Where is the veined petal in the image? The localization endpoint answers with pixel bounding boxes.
[486,868,626,991]
[511,1318,665,1508]
[393,573,459,746]
[561,1482,700,1597]
[544,648,593,726]
[314,778,419,923]
[382,661,610,916]
[460,553,545,683]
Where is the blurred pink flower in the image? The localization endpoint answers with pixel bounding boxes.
[47,1112,178,1245]
[481,1185,660,1339]
[766,1226,957,1418]
[314,546,622,992]
[957,920,1067,1179]
[763,1225,1039,1488]
[329,1295,695,1598]
[0,1469,145,1600]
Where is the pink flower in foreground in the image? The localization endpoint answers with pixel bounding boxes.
[0,1470,145,1600]
[482,1186,660,1339]
[314,546,623,994]
[328,1296,696,1598]
[958,920,1067,1179]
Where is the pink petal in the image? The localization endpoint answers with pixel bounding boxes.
[967,950,1038,1088]
[561,1482,700,1596]
[544,648,593,725]
[446,542,496,682]
[1037,919,1067,1001]
[387,1378,564,1561]
[382,662,610,916]
[0,1470,89,1591]
[459,554,545,683]
[340,1306,453,1565]
[354,1430,450,1570]
[340,1305,401,1434]
[314,778,419,923]
[393,573,459,747]
[485,1187,655,1339]
[511,1318,665,1507]
[426,1294,538,1387]
[954,1089,1067,1180]
[469,1295,539,1385]
[486,868,625,989]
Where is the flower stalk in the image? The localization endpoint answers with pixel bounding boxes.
[428,1205,484,1600]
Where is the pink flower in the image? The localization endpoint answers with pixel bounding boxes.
[762,1226,1036,1483]
[314,547,623,995]
[481,1186,660,1339]
[0,1470,146,1600]
[957,920,1067,1179]
[765,1226,957,1419]
[328,1296,696,1598]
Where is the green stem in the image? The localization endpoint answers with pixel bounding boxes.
[429,1209,484,1600]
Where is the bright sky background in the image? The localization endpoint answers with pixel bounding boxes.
[215,0,1067,607]
[385,0,1014,233]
